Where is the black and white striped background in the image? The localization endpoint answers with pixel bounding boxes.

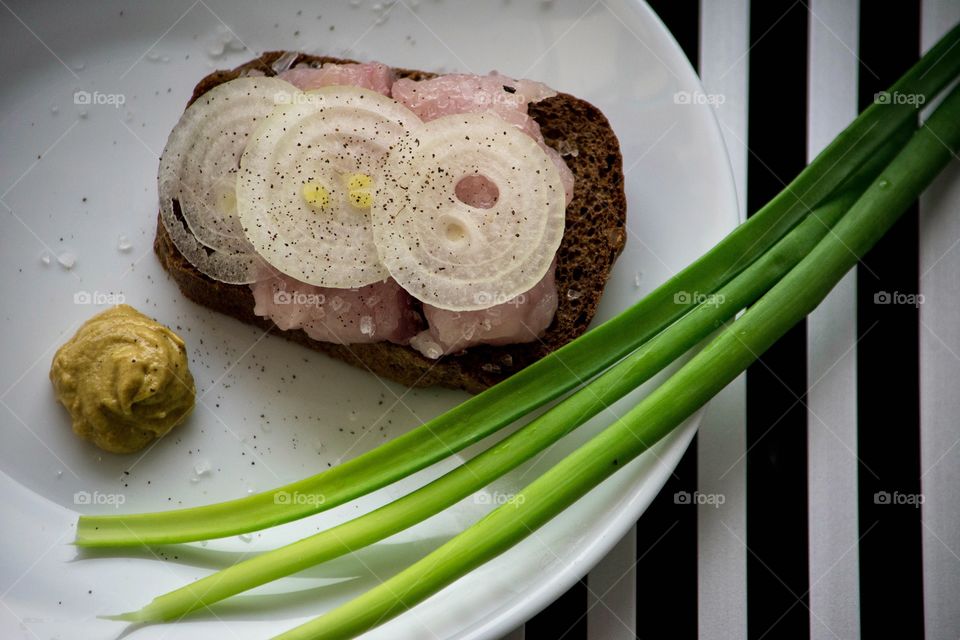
[505,1,960,639]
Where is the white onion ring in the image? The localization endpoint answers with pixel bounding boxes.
[158,77,298,284]
[372,112,566,311]
[236,86,422,288]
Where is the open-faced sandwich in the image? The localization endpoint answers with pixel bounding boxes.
[154,51,626,392]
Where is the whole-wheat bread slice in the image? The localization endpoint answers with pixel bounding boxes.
[154,51,627,393]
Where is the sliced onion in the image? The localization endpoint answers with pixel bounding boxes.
[158,77,298,284]
[372,112,566,311]
[237,86,422,288]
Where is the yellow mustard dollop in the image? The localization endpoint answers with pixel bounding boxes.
[49,304,196,454]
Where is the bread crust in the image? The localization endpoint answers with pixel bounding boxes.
[154,51,627,393]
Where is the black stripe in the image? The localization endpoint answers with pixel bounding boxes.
[634,444,699,639]
[856,3,925,638]
[648,0,700,61]
[524,576,589,640]
[744,2,810,639]
[635,2,699,639]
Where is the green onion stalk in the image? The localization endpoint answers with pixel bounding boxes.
[112,187,870,623]
[268,80,960,640]
[76,22,960,547]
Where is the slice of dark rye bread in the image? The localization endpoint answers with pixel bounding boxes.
[154,51,627,393]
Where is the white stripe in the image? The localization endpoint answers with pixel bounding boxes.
[700,2,749,221]
[920,3,960,639]
[586,526,637,640]
[697,3,750,639]
[805,2,862,639]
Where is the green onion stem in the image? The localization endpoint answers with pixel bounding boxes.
[76,23,960,548]
[114,185,866,623]
[269,81,960,640]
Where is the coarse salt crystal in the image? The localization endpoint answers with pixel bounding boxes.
[57,252,76,269]
[359,315,374,336]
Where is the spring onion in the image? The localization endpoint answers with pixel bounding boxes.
[270,79,960,640]
[113,186,870,623]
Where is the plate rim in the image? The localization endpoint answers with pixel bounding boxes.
[0,0,741,637]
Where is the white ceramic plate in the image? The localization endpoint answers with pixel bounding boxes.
[0,1,738,638]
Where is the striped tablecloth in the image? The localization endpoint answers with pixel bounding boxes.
[509,1,960,638]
